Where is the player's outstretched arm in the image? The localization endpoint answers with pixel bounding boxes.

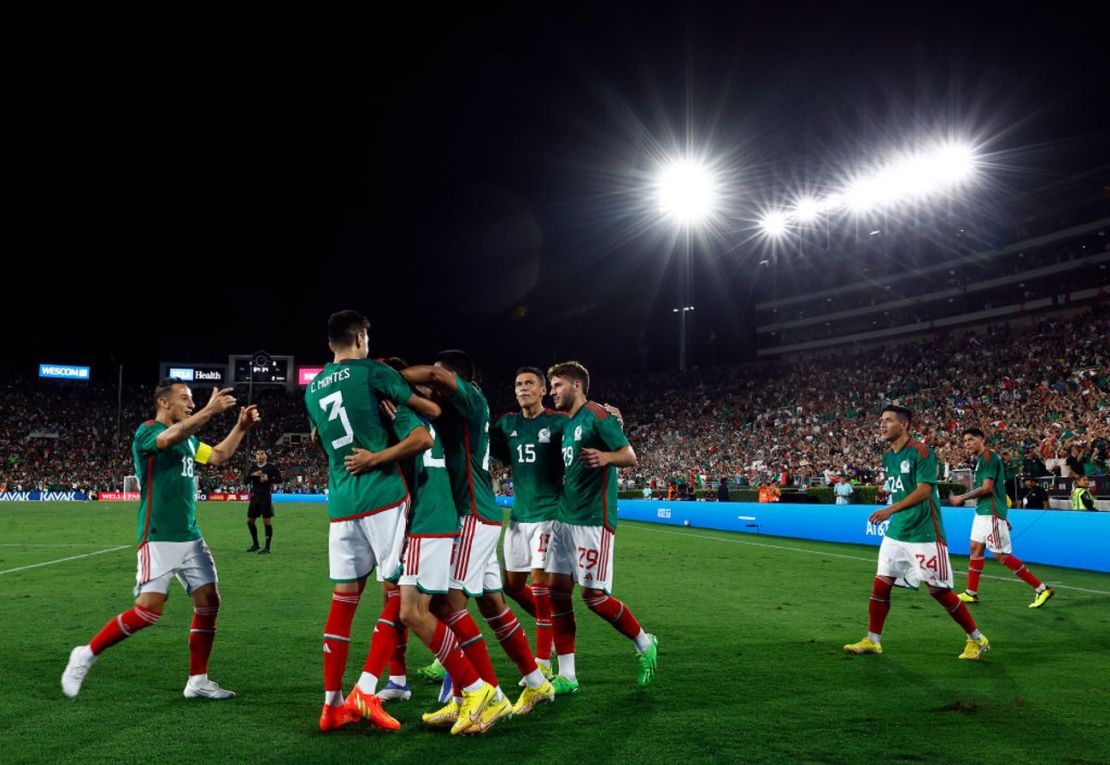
[156,387,237,449]
[344,426,434,475]
[951,477,993,506]
[401,365,458,396]
[207,406,261,466]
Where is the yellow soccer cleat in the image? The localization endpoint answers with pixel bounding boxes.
[468,692,513,734]
[422,699,460,728]
[958,633,990,660]
[451,682,496,735]
[512,679,555,717]
[843,637,882,655]
[957,591,979,604]
[1029,588,1055,609]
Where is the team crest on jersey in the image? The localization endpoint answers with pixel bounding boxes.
[574,426,583,442]
[900,460,911,474]
[538,428,551,443]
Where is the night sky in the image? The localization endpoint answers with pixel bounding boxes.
[8,3,1109,384]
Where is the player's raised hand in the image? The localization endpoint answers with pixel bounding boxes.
[345,447,379,474]
[380,400,398,421]
[581,448,609,469]
[238,405,261,429]
[204,387,237,415]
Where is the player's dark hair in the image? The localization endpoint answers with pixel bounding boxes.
[435,349,476,382]
[154,378,185,404]
[881,404,913,423]
[515,366,547,388]
[962,427,985,438]
[547,361,590,396]
[328,310,371,348]
[382,356,409,372]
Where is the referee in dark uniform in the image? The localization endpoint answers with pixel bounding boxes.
[245,450,282,554]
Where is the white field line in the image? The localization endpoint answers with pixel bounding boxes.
[0,545,130,576]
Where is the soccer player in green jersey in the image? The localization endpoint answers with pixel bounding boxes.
[950,427,1054,608]
[402,351,554,730]
[305,311,494,734]
[543,361,658,694]
[845,405,990,660]
[62,381,260,700]
[490,366,568,677]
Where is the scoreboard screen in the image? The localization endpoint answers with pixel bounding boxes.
[230,353,293,385]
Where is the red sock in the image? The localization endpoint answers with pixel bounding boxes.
[189,606,219,675]
[484,607,538,676]
[997,554,1043,589]
[550,589,576,656]
[583,593,643,640]
[89,605,161,655]
[389,628,408,677]
[930,587,978,634]
[445,610,498,687]
[323,590,361,692]
[362,590,402,678]
[430,621,480,690]
[509,585,537,618]
[868,576,893,635]
[966,556,985,594]
[532,586,553,662]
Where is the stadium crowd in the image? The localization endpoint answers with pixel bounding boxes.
[1,308,1107,499]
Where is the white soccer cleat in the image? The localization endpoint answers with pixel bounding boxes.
[62,645,97,698]
[183,678,236,699]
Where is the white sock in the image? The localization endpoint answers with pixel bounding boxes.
[388,674,407,687]
[356,672,378,694]
[324,690,344,707]
[494,685,504,702]
[965,589,978,596]
[968,630,982,640]
[536,658,551,670]
[1035,584,1047,593]
[522,669,544,689]
[188,673,208,686]
[557,653,576,681]
[632,630,652,653]
[868,632,882,644]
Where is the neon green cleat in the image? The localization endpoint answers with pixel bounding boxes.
[550,675,580,696]
[418,658,446,683]
[957,591,979,604]
[512,679,554,716]
[958,633,990,660]
[843,637,883,655]
[1029,588,1055,609]
[637,634,659,686]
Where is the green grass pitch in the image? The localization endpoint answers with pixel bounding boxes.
[1,502,1108,764]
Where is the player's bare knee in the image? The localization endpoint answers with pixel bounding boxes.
[134,592,167,615]
[475,592,506,616]
[192,584,220,609]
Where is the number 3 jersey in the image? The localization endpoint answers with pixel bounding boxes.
[881,439,946,544]
[490,409,567,523]
[132,420,213,546]
[304,359,423,521]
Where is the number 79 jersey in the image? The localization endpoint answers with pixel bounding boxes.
[304,359,422,521]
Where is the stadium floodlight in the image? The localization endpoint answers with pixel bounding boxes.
[794,197,820,223]
[760,211,789,237]
[654,157,720,226]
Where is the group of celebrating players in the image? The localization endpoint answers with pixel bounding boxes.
[61,309,658,736]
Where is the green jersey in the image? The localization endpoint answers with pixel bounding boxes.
[437,375,501,525]
[491,409,567,523]
[973,448,1008,520]
[132,421,212,546]
[396,419,459,537]
[560,402,629,531]
[882,440,945,544]
[304,359,422,522]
